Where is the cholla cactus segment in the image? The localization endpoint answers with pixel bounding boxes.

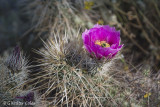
[82,24,123,60]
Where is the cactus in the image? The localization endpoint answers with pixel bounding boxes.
[26,29,138,107]
[0,46,30,105]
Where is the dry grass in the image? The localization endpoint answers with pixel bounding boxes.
[104,0,160,71]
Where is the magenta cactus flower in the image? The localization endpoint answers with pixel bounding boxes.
[82,24,123,59]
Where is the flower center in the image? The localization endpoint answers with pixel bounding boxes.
[95,40,110,48]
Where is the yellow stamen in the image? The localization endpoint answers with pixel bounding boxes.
[100,41,106,44]
[95,40,101,46]
[95,40,110,48]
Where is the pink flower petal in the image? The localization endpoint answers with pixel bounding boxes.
[82,24,123,59]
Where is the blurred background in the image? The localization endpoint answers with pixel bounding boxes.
[0,0,160,73]
[0,0,160,106]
